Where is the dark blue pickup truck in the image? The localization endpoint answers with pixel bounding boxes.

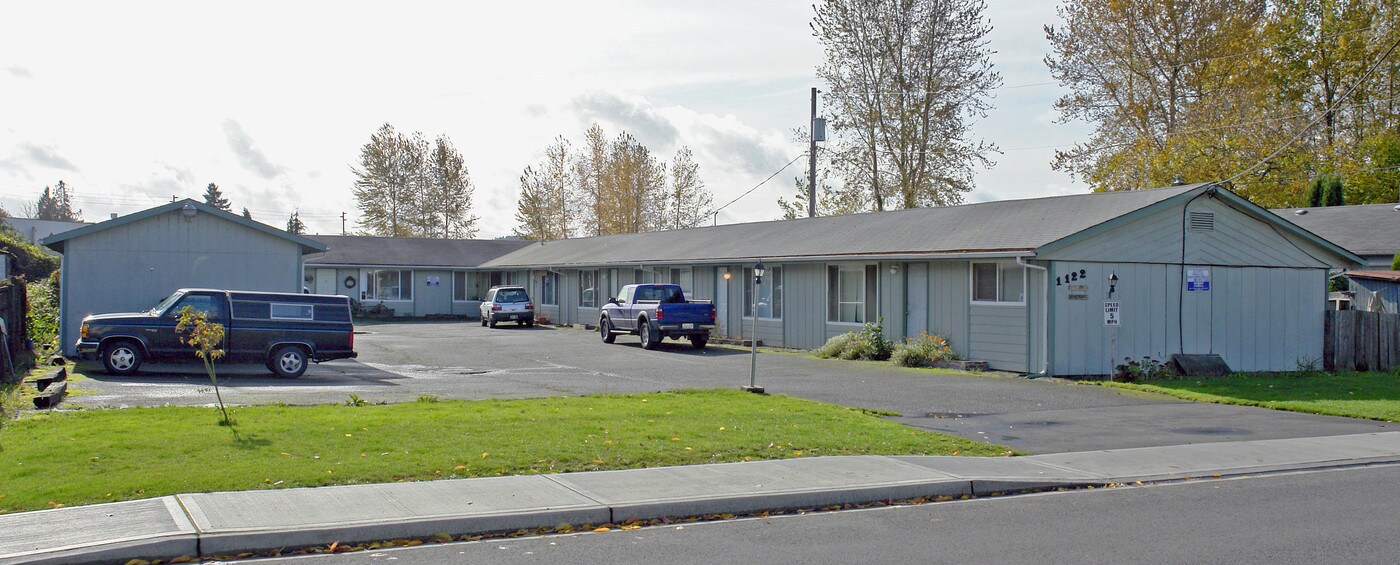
[76,288,357,378]
[599,284,715,349]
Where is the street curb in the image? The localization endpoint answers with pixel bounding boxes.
[6,433,1400,564]
[0,497,198,565]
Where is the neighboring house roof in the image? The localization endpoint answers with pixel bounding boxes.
[1271,203,1400,258]
[482,183,1363,269]
[42,199,327,254]
[1345,270,1400,283]
[304,235,532,269]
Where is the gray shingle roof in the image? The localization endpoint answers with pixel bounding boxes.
[1270,203,1400,257]
[43,199,325,254]
[304,235,532,268]
[482,184,1210,268]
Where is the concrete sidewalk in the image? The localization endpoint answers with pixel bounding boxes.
[6,432,1400,564]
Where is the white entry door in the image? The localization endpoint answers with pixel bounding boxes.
[315,268,336,295]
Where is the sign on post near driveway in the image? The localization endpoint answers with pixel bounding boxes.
[1104,301,1120,326]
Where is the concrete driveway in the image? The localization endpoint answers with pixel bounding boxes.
[68,320,1395,453]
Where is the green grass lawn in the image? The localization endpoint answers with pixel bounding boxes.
[0,389,1006,514]
[1096,371,1400,422]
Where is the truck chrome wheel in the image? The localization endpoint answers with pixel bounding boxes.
[271,345,308,378]
[102,342,142,375]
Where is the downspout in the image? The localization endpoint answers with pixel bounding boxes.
[1017,256,1050,376]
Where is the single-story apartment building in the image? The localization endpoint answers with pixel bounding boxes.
[302,235,531,317]
[477,183,1361,375]
[43,199,326,356]
[40,183,1363,376]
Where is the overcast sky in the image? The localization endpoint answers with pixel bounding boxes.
[0,1,1088,238]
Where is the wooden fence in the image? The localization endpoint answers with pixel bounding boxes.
[0,283,26,383]
[1324,310,1400,372]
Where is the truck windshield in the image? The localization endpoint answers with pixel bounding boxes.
[150,292,184,315]
[496,289,529,303]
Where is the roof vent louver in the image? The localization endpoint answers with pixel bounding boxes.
[1188,211,1214,232]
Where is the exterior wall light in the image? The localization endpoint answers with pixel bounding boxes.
[180,203,197,219]
[1108,271,1119,296]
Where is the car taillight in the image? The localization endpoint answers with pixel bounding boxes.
[492,305,502,311]
[655,307,663,321]
[525,303,533,310]
[709,306,716,320]
[349,330,354,350]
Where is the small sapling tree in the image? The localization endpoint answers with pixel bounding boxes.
[176,305,235,428]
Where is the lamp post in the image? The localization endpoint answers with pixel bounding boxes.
[743,262,765,393]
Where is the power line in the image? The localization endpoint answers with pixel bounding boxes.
[710,154,806,224]
[1224,31,1400,185]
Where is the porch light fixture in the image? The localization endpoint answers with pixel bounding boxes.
[890,264,900,275]
[1108,271,1119,296]
[744,261,766,394]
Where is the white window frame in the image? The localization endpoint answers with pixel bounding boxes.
[270,303,314,320]
[541,272,558,306]
[580,270,597,308]
[366,269,414,302]
[827,264,877,324]
[970,261,1026,306]
[743,265,783,320]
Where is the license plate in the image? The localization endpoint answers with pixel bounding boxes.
[509,315,518,320]
[682,323,694,329]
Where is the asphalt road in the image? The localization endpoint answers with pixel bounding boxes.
[68,320,1394,453]
[239,464,1400,565]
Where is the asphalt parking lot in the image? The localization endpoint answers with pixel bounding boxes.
[67,320,1395,454]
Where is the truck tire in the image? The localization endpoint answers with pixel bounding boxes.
[101,340,143,376]
[600,317,616,343]
[270,345,309,379]
[640,320,660,350]
[690,335,708,350]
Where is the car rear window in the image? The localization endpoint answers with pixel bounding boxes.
[497,289,529,302]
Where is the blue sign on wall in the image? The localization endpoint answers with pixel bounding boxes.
[1186,268,1211,292]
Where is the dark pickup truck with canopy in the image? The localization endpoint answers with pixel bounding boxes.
[76,288,357,378]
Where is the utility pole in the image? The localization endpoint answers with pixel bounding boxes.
[808,87,819,218]
[341,212,347,236]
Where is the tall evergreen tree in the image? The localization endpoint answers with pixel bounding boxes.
[202,182,232,211]
[33,180,81,221]
[1322,174,1345,206]
[285,210,306,234]
[1307,177,1325,207]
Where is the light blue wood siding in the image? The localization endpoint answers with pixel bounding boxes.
[879,261,905,341]
[784,263,827,349]
[1049,261,1326,375]
[746,318,784,346]
[1042,197,1330,268]
[59,210,302,355]
[927,262,971,360]
[412,269,453,316]
[969,304,1029,372]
